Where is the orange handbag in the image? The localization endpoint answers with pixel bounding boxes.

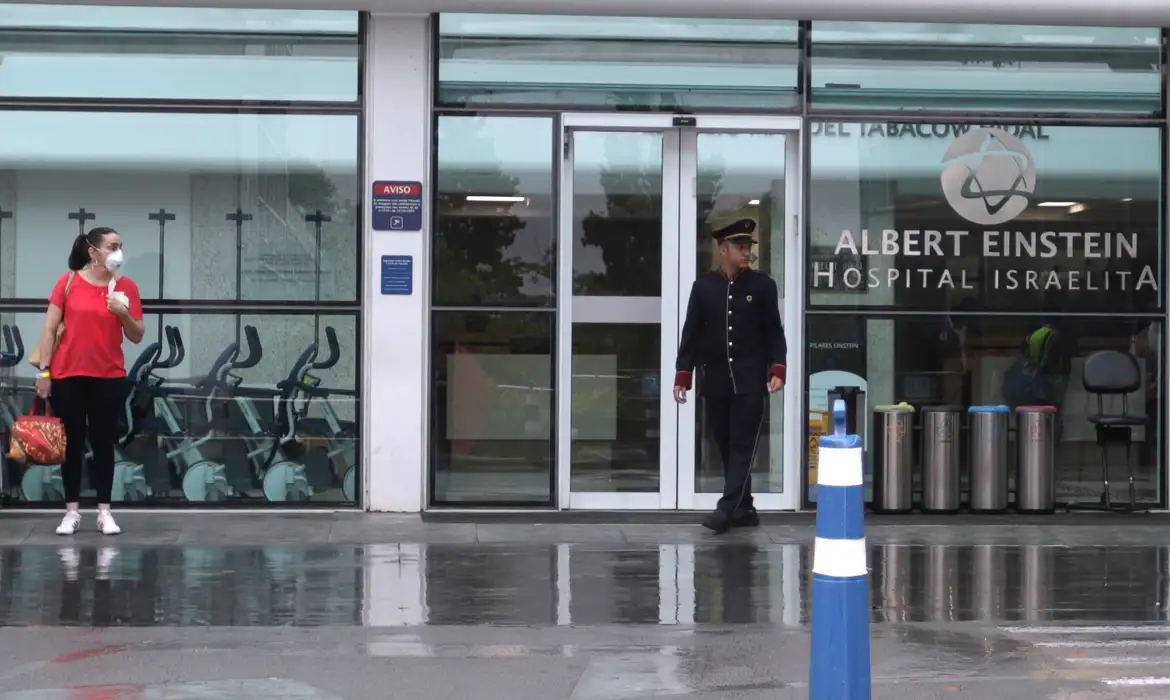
[9,399,66,465]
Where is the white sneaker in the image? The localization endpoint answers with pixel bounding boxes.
[55,511,81,536]
[57,546,80,581]
[96,510,121,536]
[96,546,120,580]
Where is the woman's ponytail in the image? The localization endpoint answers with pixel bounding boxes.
[66,227,116,271]
[67,233,90,271]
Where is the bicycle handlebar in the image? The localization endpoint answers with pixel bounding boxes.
[11,326,22,362]
[0,325,23,367]
[311,326,340,370]
[155,326,185,370]
[232,325,262,370]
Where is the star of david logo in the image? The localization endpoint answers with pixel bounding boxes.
[940,128,1036,226]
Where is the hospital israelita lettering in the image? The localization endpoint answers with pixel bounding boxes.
[811,126,1158,295]
[815,229,1158,292]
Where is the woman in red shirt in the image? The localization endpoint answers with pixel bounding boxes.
[33,227,144,536]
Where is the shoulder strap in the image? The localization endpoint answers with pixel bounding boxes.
[62,272,75,308]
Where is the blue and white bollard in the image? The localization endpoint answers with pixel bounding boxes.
[810,399,871,700]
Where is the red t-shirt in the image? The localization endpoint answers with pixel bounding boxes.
[48,272,143,379]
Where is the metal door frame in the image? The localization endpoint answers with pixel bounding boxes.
[556,113,804,511]
[676,115,804,512]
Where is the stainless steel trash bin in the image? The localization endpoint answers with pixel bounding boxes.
[1015,405,1057,514]
[922,405,962,513]
[872,403,915,513]
[968,405,1010,513]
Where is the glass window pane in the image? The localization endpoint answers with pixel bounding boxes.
[572,130,663,296]
[0,7,359,101]
[431,311,554,504]
[571,323,660,493]
[435,116,555,307]
[0,311,359,506]
[693,132,788,496]
[0,5,358,33]
[0,111,358,303]
[696,132,786,280]
[805,315,1163,507]
[811,23,1161,114]
[438,14,798,110]
[809,122,1162,314]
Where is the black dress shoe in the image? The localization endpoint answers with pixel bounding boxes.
[731,507,760,528]
[701,509,731,534]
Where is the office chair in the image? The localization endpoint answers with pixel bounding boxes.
[1068,349,1148,513]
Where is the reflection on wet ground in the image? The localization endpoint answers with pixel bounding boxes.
[0,542,1167,627]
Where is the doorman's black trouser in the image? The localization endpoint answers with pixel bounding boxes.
[705,393,767,514]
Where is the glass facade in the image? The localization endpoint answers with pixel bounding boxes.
[0,6,362,507]
[437,15,800,110]
[430,116,556,504]
[805,117,1164,506]
[810,24,1162,114]
[0,10,359,102]
[431,14,1170,511]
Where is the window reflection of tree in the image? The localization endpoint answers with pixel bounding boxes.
[435,119,551,306]
[576,135,664,296]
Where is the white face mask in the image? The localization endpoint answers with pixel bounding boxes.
[103,249,124,274]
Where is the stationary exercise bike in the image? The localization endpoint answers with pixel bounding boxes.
[211,326,351,501]
[173,327,266,502]
[111,326,185,502]
[0,325,66,503]
[0,325,36,500]
[284,327,358,501]
[214,326,316,501]
[198,324,270,498]
[129,326,237,501]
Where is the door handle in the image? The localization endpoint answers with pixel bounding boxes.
[792,213,799,238]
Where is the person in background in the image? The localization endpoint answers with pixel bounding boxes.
[1003,303,1073,441]
[34,227,144,536]
[673,219,787,534]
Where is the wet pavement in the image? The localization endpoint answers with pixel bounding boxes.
[1,514,1170,698]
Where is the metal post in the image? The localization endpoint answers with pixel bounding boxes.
[67,208,96,236]
[305,209,331,337]
[227,208,253,344]
[0,207,12,296]
[148,209,176,297]
[810,399,871,700]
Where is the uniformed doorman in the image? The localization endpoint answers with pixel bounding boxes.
[673,219,787,534]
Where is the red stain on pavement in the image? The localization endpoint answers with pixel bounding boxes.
[50,645,131,665]
[66,687,143,700]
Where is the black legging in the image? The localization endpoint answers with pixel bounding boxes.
[50,376,126,503]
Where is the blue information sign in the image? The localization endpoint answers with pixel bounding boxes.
[372,181,423,231]
[381,255,413,295]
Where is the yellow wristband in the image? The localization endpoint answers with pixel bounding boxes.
[36,371,50,379]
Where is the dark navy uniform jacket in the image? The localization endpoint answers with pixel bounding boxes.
[674,268,788,396]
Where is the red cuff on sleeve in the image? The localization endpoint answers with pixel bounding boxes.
[769,365,787,383]
[674,371,693,390]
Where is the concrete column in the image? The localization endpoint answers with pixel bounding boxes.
[362,14,431,512]
[0,171,17,300]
